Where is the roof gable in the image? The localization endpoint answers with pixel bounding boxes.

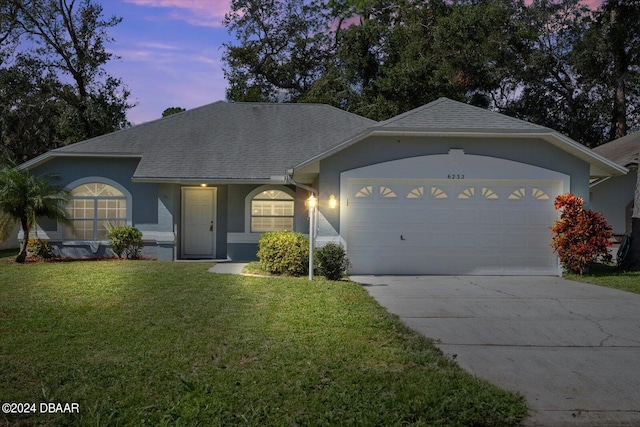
[378,98,547,132]
[294,98,626,178]
[592,132,640,167]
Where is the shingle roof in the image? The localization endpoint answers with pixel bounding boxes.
[24,98,626,180]
[377,97,548,132]
[592,132,640,167]
[49,102,375,181]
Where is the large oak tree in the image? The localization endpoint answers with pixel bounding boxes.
[1,0,133,163]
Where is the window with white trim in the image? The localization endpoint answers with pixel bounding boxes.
[65,183,127,240]
[251,189,294,232]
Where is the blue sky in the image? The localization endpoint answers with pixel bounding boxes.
[99,0,604,125]
[99,0,233,125]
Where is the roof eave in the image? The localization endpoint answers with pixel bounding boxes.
[19,152,143,170]
[131,176,288,185]
[546,133,629,177]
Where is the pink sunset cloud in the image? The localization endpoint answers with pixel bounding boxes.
[524,0,603,7]
[123,0,231,27]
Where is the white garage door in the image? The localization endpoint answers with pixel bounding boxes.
[346,179,561,275]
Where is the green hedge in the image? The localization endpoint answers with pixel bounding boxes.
[108,226,143,259]
[257,232,309,276]
[315,242,350,280]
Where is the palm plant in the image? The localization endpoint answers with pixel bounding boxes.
[0,163,68,263]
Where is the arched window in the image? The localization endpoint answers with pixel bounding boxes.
[65,182,127,241]
[250,188,295,232]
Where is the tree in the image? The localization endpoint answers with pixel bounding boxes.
[223,0,330,102]
[222,0,639,137]
[0,0,133,163]
[497,0,608,146]
[577,0,640,141]
[428,0,525,109]
[577,0,640,269]
[630,163,640,269]
[162,107,186,117]
[0,1,20,60]
[621,161,640,270]
[0,163,68,263]
[0,55,66,162]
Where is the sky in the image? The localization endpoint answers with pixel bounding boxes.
[99,0,232,125]
[99,0,605,126]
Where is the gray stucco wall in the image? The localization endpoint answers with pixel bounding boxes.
[591,170,637,235]
[318,135,591,233]
[156,184,228,261]
[216,185,229,259]
[158,183,180,260]
[31,157,159,258]
[226,184,311,261]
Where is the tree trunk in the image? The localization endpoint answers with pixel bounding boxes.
[623,166,640,270]
[609,2,629,141]
[16,218,28,263]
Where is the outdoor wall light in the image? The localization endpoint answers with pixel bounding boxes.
[329,194,337,209]
[200,183,207,187]
[307,194,317,209]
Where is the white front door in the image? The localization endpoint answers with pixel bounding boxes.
[182,187,216,258]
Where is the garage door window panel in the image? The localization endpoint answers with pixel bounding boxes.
[407,186,424,199]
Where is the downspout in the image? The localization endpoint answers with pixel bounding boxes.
[285,168,317,197]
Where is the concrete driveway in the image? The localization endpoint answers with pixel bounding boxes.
[350,275,640,426]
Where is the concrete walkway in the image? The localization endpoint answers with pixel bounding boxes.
[208,262,249,274]
[350,275,640,426]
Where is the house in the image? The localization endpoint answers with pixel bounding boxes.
[0,223,18,250]
[21,98,626,275]
[590,132,639,236]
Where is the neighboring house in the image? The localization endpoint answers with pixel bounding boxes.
[591,132,639,236]
[21,98,626,275]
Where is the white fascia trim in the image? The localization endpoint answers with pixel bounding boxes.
[20,230,175,245]
[589,176,611,188]
[131,178,287,185]
[142,232,176,244]
[19,152,142,170]
[227,233,261,244]
[221,233,344,246]
[548,133,628,177]
[316,235,346,247]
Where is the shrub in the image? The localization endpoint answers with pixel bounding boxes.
[257,231,309,276]
[315,242,350,280]
[27,238,54,259]
[108,226,144,259]
[551,193,612,274]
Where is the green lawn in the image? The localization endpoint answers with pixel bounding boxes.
[566,263,640,294]
[0,256,527,426]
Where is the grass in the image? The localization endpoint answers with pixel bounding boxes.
[242,261,277,276]
[565,263,640,294]
[0,255,527,426]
